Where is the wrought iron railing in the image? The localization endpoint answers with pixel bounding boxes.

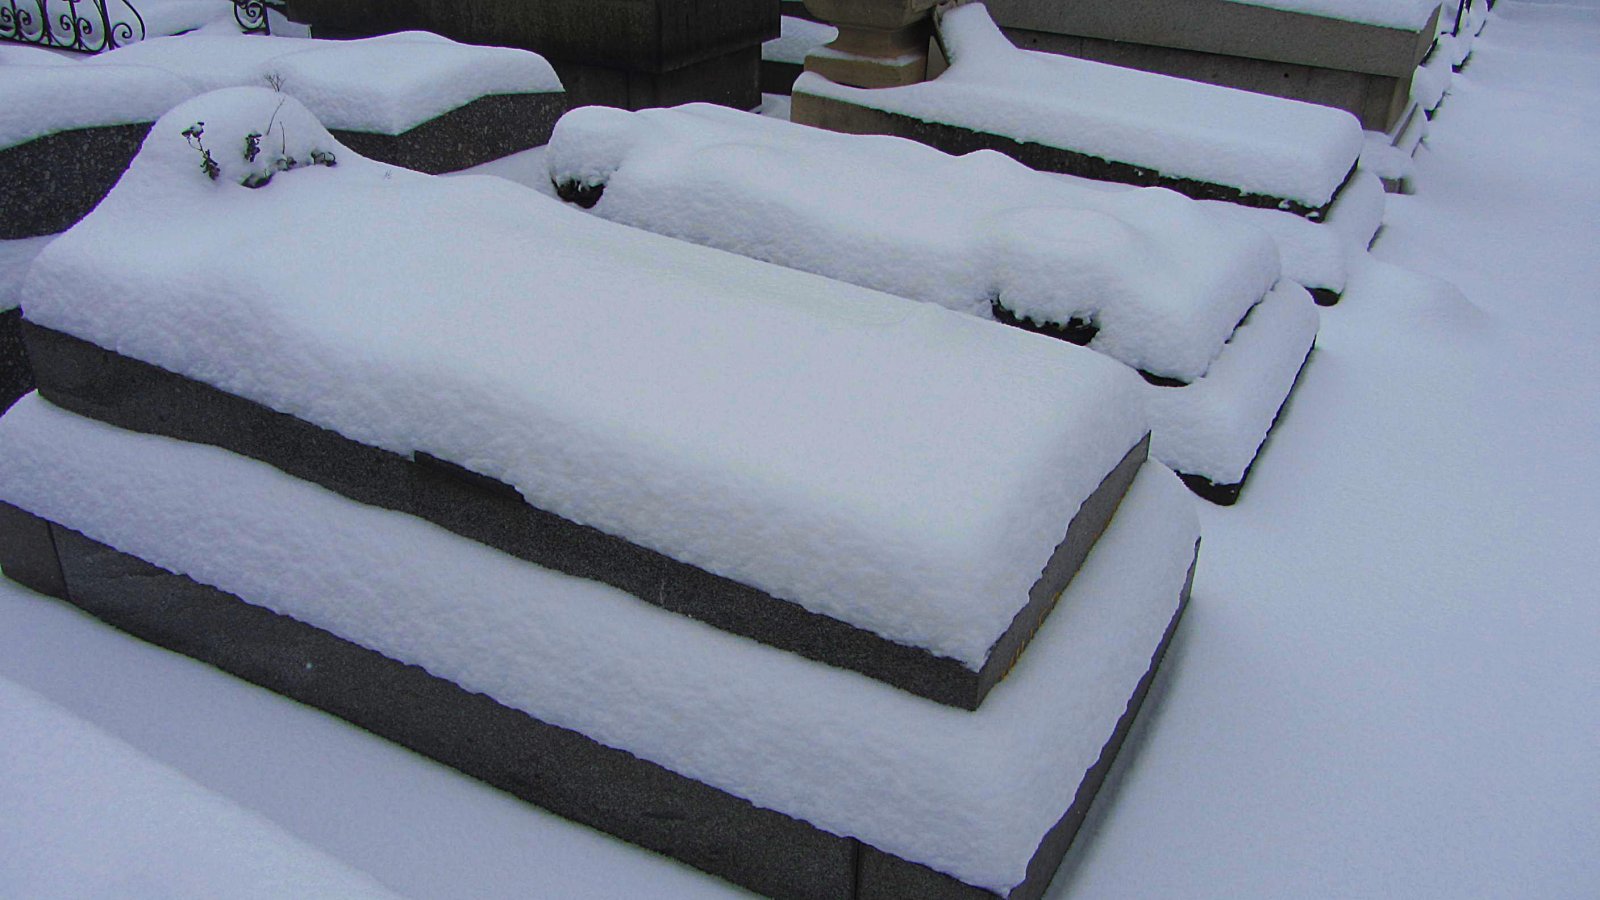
[0,0,283,51]
[0,0,145,52]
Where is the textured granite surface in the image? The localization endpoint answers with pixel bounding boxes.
[0,124,151,240]
[0,308,33,415]
[332,92,567,174]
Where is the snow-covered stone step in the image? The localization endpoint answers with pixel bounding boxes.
[792,3,1366,219]
[761,15,837,95]
[549,103,1317,502]
[0,396,1198,900]
[20,89,1153,709]
[87,31,567,173]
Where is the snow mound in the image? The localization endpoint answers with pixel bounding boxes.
[0,63,191,149]
[1144,282,1320,485]
[0,675,401,899]
[547,102,1273,381]
[23,90,1149,669]
[0,396,1197,893]
[549,103,1281,382]
[795,2,1364,209]
[90,31,562,134]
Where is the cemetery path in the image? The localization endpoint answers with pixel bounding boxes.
[1,2,1597,898]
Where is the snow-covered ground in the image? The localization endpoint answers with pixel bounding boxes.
[1,1,1597,897]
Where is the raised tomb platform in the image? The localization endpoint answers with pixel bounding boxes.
[280,0,779,109]
[0,88,1201,898]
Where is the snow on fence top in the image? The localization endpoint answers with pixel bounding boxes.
[0,63,190,149]
[0,396,1198,893]
[1225,0,1440,30]
[796,3,1364,210]
[88,31,563,134]
[549,103,1282,383]
[23,88,1149,669]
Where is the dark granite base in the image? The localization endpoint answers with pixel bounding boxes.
[24,323,1147,710]
[331,92,567,174]
[0,308,33,415]
[0,124,151,240]
[1177,345,1315,505]
[0,501,1193,900]
[791,91,1354,220]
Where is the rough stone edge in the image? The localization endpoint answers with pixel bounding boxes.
[0,308,34,415]
[330,92,568,174]
[0,123,151,240]
[1177,343,1316,505]
[790,89,1354,219]
[0,502,1195,900]
[23,323,1143,710]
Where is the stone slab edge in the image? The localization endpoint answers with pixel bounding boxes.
[0,124,151,240]
[0,501,1195,900]
[790,90,1354,219]
[0,309,33,415]
[1177,344,1316,505]
[22,323,1146,710]
[982,0,1438,77]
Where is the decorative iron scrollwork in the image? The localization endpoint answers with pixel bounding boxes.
[233,0,269,35]
[0,0,144,53]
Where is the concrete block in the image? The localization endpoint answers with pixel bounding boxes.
[24,323,1147,710]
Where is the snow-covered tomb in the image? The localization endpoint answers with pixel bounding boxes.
[0,396,1196,900]
[19,88,1155,709]
[549,104,1319,503]
[792,2,1366,219]
[2,87,1204,900]
[88,31,567,173]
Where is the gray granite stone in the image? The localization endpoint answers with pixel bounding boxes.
[0,500,68,599]
[332,92,568,174]
[25,323,1146,710]
[0,124,151,240]
[0,307,32,414]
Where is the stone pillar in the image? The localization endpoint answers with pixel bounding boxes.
[801,0,939,88]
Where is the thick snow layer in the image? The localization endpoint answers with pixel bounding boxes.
[1322,169,1386,254]
[0,396,1198,893]
[0,64,191,149]
[549,103,1280,382]
[0,44,75,65]
[24,88,1148,669]
[0,236,55,312]
[794,3,1364,209]
[0,676,400,899]
[133,0,237,37]
[1143,283,1319,485]
[90,31,562,134]
[762,15,836,65]
[1223,0,1439,29]
[1204,200,1348,293]
[1360,129,1418,183]
[1413,47,1454,112]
